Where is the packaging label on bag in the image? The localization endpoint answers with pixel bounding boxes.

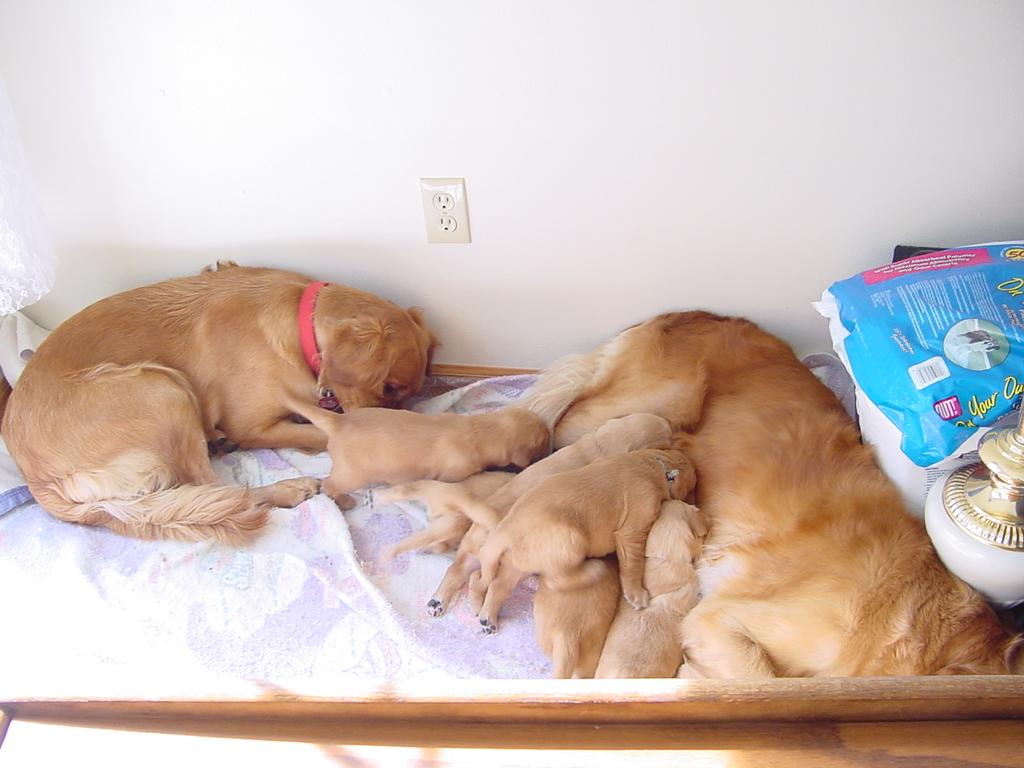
[827,243,1024,466]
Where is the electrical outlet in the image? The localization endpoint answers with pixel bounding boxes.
[420,178,470,243]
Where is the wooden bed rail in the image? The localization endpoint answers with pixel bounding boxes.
[3,677,1023,751]
[430,363,540,379]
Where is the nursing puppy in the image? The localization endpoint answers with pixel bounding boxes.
[410,416,672,623]
[372,471,516,558]
[286,399,549,510]
[534,556,621,679]
[524,310,1024,677]
[2,262,436,544]
[596,499,706,678]
[474,447,697,629]
[479,412,674,528]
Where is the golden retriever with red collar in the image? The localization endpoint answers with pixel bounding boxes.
[520,310,1023,677]
[2,262,437,544]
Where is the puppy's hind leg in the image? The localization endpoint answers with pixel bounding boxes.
[389,515,471,559]
[371,480,438,507]
[427,549,480,618]
[471,562,529,635]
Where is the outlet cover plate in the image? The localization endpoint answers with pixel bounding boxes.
[420,178,470,243]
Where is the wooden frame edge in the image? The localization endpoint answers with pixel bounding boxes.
[4,677,1024,748]
[430,363,539,379]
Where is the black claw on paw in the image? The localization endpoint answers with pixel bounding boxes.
[480,620,497,635]
[426,600,444,618]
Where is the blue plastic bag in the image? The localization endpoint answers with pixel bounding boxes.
[827,242,1024,467]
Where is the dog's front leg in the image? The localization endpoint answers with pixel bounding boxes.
[228,417,330,453]
[615,533,651,610]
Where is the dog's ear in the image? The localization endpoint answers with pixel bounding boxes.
[406,306,441,369]
[669,455,698,501]
[319,315,392,387]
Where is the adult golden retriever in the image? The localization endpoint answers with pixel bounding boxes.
[519,310,1023,677]
[2,262,437,544]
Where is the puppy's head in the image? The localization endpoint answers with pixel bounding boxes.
[316,299,438,412]
[503,409,552,468]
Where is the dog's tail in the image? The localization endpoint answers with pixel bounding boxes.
[40,450,270,545]
[514,349,606,430]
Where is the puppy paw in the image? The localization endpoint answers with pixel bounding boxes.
[480,618,497,635]
[330,493,358,511]
[426,599,445,618]
[625,587,651,611]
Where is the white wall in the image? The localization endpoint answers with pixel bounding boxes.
[1,1,1022,369]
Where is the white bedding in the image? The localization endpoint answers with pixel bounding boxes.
[0,375,552,700]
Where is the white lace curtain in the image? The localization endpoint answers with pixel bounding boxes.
[0,75,57,316]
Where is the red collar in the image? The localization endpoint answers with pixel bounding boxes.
[298,281,329,377]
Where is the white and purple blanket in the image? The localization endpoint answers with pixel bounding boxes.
[0,374,552,700]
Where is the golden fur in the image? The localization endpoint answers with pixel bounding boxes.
[287,399,550,510]
[522,310,1024,677]
[1,262,436,544]
[474,447,697,632]
[372,471,516,558]
[477,412,674,528]
[596,499,706,678]
[533,556,620,679]
[428,500,510,620]
[383,414,674,623]
[463,414,675,633]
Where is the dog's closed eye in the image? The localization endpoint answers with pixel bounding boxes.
[383,382,409,401]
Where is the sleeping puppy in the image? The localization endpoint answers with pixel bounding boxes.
[2,262,437,544]
[371,471,516,558]
[523,310,1024,677]
[596,499,706,678]
[286,399,550,510]
[533,556,621,679]
[474,447,697,631]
